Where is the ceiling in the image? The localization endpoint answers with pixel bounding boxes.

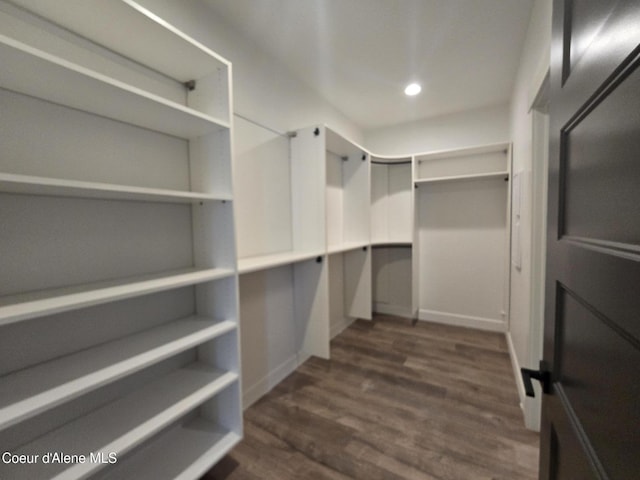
[202,0,534,131]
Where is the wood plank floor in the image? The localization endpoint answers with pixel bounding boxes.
[205,315,539,480]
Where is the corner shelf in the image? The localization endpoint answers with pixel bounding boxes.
[96,418,241,480]
[0,318,236,431]
[0,173,232,203]
[0,267,235,326]
[0,35,229,139]
[238,250,324,275]
[414,170,509,185]
[3,364,238,480]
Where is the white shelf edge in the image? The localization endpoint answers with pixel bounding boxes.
[5,366,239,480]
[122,0,232,71]
[414,171,509,185]
[413,141,511,161]
[0,172,233,203]
[0,34,230,138]
[327,241,370,255]
[97,419,241,480]
[0,318,237,431]
[0,267,235,326]
[238,249,325,274]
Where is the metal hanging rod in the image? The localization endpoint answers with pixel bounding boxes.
[233,112,290,138]
[371,160,412,165]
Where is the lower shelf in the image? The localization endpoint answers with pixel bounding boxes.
[3,364,238,480]
[0,318,235,431]
[96,418,241,480]
[238,249,324,274]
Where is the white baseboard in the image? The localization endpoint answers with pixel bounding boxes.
[242,354,299,409]
[330,316,355,339]
[418,308,507,332]
[373,302,413,319]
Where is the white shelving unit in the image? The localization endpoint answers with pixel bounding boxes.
[370,154,414,318]
[322,126,372,336]
[0,1,241,478]
[413,142,512,332]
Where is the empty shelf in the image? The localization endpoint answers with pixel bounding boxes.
[238,250,324,274]
[95,419,241,480]
[0,317,236,430]
[0,35,229,139]
[0,173,232,203]
[3,364,238,480]
[414,171,509,185]
[327,241,370,255]
[0,267,235,326]
[8,0,228,83]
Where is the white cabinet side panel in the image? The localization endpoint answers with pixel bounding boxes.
[344,249,372,320]
[417,179,508,325]
[294,259,329,358]
[387,164,413,242]
[342,155,369,244]
[291,127,326,253]
[370,164,389,242]
[328,254,348,337]
[325,151,344,248]
[233,117,292,258]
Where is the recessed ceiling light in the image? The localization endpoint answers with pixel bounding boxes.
[404,83,421,96]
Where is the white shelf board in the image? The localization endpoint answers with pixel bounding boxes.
[414,142,510,162]
[97,418,241,480]
[0,34,229,139]
[9,0,230,82]
[0,172,232,203]
[238,250,325,275]
[0,267,235,326]
[0,317,237,431]
[4,364,238,480]
[327,241,370,255]
[414,171,509,185]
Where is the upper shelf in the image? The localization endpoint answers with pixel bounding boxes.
[325,126,368,159]
[415,171,509,185]
[0,35,229,138]
[7,0,230,82]
[0,173,233,203]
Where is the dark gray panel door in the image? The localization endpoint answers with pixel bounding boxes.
[541,1,640,479]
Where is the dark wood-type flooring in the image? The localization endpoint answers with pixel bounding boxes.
[205,315,539,479]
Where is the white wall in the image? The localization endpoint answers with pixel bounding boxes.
[135,0,364,408]
[507,0,552,430]
[363,103,510,155]
[137,0,362,141]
